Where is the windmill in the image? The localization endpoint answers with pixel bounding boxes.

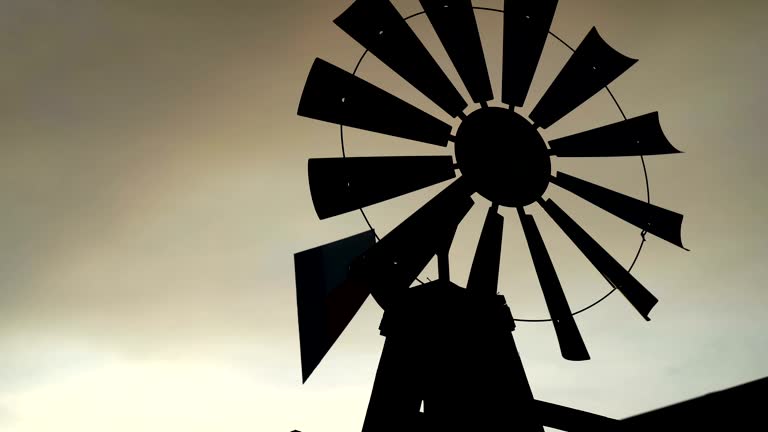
[294,1,685,430]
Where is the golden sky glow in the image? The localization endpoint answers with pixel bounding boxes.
[0,0,766,431]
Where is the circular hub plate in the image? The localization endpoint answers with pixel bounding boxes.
[454,107,551,207]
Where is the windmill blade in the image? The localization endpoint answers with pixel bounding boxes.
[539,198,658,320]
[466,206,504,296]
[420,0,493,103]
[551,172,686,249]
[530,27,637,129]
[294,230,377,383]
[335,0,467,118]
[350,178,474,309]
[549,112,682,157]
[502,0,558,107]
[518,209,590,361]
[298,58,452,146]
[309,156,456,220]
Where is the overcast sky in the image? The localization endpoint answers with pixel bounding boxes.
[0,0,766,431]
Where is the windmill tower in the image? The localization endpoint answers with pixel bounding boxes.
[294,1,686,430]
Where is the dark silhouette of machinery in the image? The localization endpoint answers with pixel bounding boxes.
[293,1,689,430]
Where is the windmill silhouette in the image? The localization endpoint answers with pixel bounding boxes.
[294,1,686,430]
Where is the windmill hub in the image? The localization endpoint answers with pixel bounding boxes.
[454,107,551,207]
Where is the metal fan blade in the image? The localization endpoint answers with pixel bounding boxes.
[551,172,686,249]
[530,27,637,129]
[549,112,682,157]
[539,198,658,320]
[298,58,453,146]
[502,0,558,107]
[335,0,467,117]
[350,178,474,309]
[466,206,504,296]
[294,230,377,382]
[309,156,456,220]
[518,210,590,361]
[420,0,493,103]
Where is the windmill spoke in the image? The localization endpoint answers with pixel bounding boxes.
[502,0,558,107]
[421,0,493,103]
[549,112,682,157]
[335,0,467,117]
[309,156,456,220]
[518,209,590,361]
[530,27,637,129]
[551,172,686,249]
[538,198,659,320]
[467,205,504,295]
[298,59,453,146]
